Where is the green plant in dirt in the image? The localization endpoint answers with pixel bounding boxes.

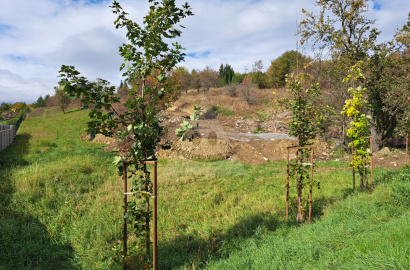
[175,106,202,141]
[211,106,234,117]
[255,111,268,121]
[59,0,193,267]
[341,65,371,190]
[285,73,323,223]
[252,126,263,134]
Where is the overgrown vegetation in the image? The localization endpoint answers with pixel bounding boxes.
[1,107,409,269]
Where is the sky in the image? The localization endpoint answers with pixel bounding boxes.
[0,0,409,104]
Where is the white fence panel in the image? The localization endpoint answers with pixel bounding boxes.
[0,125,16,151]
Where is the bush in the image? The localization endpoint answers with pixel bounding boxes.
[202,107,217,119]
[224,84,238,97]
[0,118,18,125]
[46,96,57,107]
[238,83,260,105]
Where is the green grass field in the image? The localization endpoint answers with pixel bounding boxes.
[0,107,409,269]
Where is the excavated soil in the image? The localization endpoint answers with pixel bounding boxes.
[80,88,408,168]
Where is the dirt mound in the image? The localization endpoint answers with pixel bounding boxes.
[157,137,334,164]
[230,139,334,164]
[159,138,233,160]
[80,134,116,145]
[377,147,391,155]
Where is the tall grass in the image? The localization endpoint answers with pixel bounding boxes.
[206,167,410,270]
[0,108,121,269]
[0,107,408,269]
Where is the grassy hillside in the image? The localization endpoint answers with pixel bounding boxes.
[0,107,409,269]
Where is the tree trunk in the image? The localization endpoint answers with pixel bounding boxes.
[296,179,305,223]
[341,116,348,151]
[370,112,381,152]
[360,171,364,190]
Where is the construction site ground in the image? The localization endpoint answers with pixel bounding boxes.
[85,87,408,169]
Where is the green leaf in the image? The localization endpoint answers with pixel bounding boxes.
[113,156,122,166]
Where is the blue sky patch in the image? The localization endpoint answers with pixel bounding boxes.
[187,51,211,58]
[0,24,14,34]
[373,2,381,10]
[71,0,109,5]
[8,55,28,62]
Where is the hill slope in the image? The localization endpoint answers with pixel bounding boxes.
[0,107,409,269]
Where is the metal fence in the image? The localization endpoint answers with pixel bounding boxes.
[0,125,16,151]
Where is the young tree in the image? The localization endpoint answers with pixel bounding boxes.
[342,65,371,189]
[55,87,71,114]
[285,74,323,222]
[59,0,193,267]
[246,60,268,89]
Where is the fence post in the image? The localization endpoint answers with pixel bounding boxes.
[0,129,3,151]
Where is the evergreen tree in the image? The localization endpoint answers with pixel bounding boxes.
[33,95,47,108]
[219,64,235,85]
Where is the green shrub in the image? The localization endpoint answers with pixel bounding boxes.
[210,106,234,117]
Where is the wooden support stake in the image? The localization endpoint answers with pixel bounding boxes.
[285,146,314,224]
[122,160,158,270]
[352,144,355,191]
[153,161,158,270]
[406,134,409,165]
[286,148,290,222]
[144,163,150,264]
[123,163,128,270]
[309,148,314,224]
[370,137,374,189]
[360,136,373,190]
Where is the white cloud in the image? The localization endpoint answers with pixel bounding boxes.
[0,69,52,103]
[0,0,409,103]
[45,26,124,82]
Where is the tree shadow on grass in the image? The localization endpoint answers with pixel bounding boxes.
[157,213,282,270]
[0,133,79,269]
[0,206,79,269]
[0,133,31,166]
[157,191,352,270]
[64,108,81,115]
